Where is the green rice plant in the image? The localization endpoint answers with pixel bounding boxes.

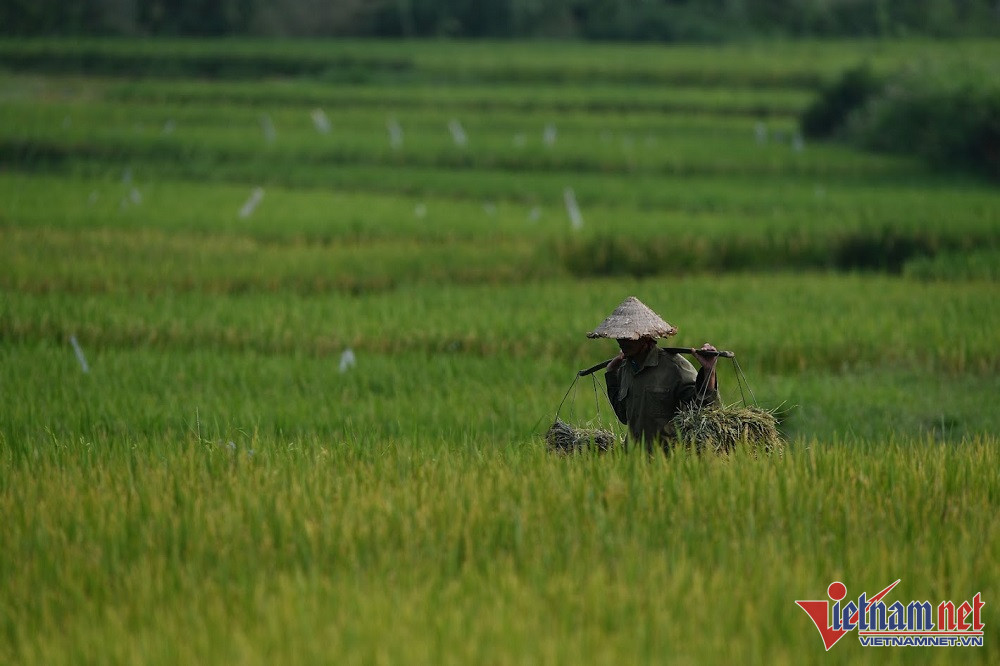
[0,227,547,295]
[3,274,999,372]
[0,97,845,181]
[99,78,815,116]
[3,36,999,85]
[3,337,999,450]
[4,163,998,250]
[3,268,1000,449]
[903,248,1000,281]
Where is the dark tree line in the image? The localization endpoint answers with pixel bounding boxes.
[3,0,999,39]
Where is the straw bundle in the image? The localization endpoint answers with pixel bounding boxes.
[546,419,618,454]
[670,404,784,456]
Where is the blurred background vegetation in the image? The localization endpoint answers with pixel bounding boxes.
[4,0,1000,40]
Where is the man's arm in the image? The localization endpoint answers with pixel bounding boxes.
[681,343,721,409]
[692,343,719,389]
[675,368,719,410]
[605,353,628,424]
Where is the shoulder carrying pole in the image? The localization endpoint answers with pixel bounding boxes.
[578,348,735,376]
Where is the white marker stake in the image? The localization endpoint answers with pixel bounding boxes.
[543,124,557,147]
[563,187,583,230]
[339,348,356,373]
[448,119,467,147]
[69,336,90,373]
[387,118,404,150]
[260,114,276,143]
[239,187,265,219]
[121,186,142,209]
[755,122,768,145]
[311,109,331,134]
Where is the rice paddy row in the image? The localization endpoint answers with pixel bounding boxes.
[0,94,895,181]
[7,37,997,84]
[2,428,997,664]
[4,52,998,284]
[2,173,996,287]
[4,273,997,374]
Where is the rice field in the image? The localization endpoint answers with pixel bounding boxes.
[1,38,998,664]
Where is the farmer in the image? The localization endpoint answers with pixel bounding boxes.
[588,296,720,453]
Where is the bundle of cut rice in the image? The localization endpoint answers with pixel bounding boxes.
[670,404,784,456]
[546,419,618,454]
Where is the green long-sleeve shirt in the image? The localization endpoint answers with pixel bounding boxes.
[605,345,719,451]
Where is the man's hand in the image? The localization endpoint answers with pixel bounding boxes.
[693,343,719,390]
[606,351,626,372]
[692,343,718,371]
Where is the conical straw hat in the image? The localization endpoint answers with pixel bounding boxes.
[587,296,678,340]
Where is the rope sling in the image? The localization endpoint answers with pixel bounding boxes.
[545,350,781,455]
